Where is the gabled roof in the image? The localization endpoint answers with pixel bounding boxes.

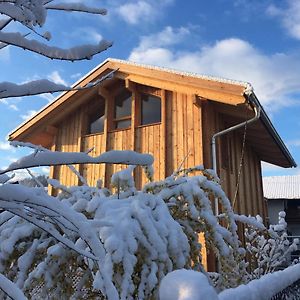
[263,175,300,199]
[8,58,296,168]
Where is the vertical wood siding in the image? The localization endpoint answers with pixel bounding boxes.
[166,92,203,175]
[135,124,162,186]
[202,103,265,219]
[53,110,82,187]
[81,133,106,187]
[105,129,132,186]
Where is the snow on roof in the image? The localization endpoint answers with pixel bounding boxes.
[108,58,253,90]
[263,175,300,199]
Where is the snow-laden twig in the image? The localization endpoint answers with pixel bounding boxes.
[0,31,112,61]
[0,148,153,175]
[0,273,27,300]
[0,68,117,99]
[45,3,107,15]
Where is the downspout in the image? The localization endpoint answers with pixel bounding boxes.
[211,95,261,216]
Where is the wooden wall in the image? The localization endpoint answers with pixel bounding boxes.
[52,109,82,187]
[50,80,265,221]
[51,84,204,190]
[166,92,203,175]
[201,100,265,219]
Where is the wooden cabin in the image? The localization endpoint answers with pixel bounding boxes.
[9,58,296,222]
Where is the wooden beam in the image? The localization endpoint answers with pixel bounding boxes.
[161,89,167,178]
[125,78,136,92]
[126,74,245,106]
[98,86,110,99]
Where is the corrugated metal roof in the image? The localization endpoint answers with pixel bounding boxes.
[263,175,300,199]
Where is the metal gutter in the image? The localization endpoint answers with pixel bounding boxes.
[211,100,261,215]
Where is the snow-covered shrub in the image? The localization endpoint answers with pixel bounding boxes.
[0,166,190,299]
[144,166,249,289]
[1,146,299,298]
[245,212,299,279]
[0,158,250,298]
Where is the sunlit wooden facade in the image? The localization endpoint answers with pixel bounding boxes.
[9,58,295,223]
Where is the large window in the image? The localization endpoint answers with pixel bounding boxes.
[114,89,132,129]
[141,94,161,125]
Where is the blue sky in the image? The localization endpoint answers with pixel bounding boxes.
[0,0,300,177]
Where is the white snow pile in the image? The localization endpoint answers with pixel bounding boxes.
[218,263,300,300]
[159,264,300,300]
[159,269,218,300]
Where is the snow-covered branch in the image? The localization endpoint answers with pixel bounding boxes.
[0,69,117,99]
[0,273,26,300]
[0,0,111,65]
[0,148,154,175]
[45,3,107,15]
[0,31,112,61]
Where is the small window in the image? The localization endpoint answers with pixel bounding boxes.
[114,90,132,129]
[88,106,105,134]
[141,94,161,125]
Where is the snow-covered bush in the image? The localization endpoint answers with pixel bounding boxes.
[0,146,250,299]
[0,146,299,299]
[245,212,299,279]
[144,166,248,289]
[0,156,189,299]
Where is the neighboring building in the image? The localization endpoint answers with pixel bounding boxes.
[263,175,300,236]
[9,58,296,223]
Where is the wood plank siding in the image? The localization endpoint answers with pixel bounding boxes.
[50,79,264,221]
[202,101,265,218]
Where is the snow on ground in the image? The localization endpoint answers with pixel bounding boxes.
[160,264,300,300]
[159,270,218,300]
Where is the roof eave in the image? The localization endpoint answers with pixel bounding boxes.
[246,92,297,168]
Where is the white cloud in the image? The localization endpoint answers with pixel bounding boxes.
[287,139,300,147]
[0,47,10,62]
[38,93,55,102]
[65,27,104,43]
[71,72,82,79]
[117,0,174,24]
[0,98,19,110]
[0,141,12,151]
[133,26,190,51]
[48,71,68,86]
[129,29,300,112]
[267,0,300,40]
[9,104,18,111]
[118,1,152,24]
[21,110,37,120]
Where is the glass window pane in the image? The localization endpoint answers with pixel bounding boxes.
[88,106,105,134]
[116,119,131,129]
[115,90,132,119]
[141,94,161,125]
[90,115,105,134]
